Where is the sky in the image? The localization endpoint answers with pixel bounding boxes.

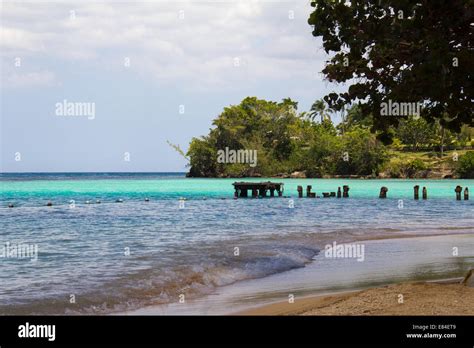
[0,0,344,172]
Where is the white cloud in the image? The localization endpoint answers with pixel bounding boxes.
[0,1,323,89]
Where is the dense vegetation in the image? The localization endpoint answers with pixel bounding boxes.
[308,0,473,142]
[186,97,473,178]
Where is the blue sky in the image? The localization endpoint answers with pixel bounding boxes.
[1,0,343,172]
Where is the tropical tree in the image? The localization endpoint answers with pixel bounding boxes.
[457,151,474,178]
[308,0,473,142]
[396,116,434,151]
[308,99,333,123]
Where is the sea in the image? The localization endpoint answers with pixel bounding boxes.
[0,173,473,314]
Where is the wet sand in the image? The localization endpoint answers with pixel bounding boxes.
[123,233,474,315]
[237,280,474,315]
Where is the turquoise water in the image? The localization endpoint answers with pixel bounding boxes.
[1,173,473,202]
[0,173,473,314]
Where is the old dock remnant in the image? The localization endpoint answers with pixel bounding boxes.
[422,187,427,200]
[464,187,469,200]
[306,185,316,198]
[379,186,388,198]
[455,186,463,200]
[414,185,419,200]
[343,185,349,198]
[233,181,284,198]
[297,185,303,198]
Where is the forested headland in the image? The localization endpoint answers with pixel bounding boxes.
[186,97,473,179]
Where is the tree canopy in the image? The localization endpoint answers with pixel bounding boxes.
[185,97,472,178]
[187,97,388,178]
[308,0,473,143]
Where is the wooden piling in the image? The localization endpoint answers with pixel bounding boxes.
[379,187,388,199]
[297,186,303,198]
[337,187,342,198]
[414,185,419,200]
[342,185,349,198]
[455,186,462,200]
[422,187,427,200]
[464,187,469,200]
[306,185,313,198]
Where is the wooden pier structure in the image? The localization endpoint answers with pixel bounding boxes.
[233,181,284,198]
[230,182,469,200]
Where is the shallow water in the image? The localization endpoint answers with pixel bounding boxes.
[0,173,473,314]
[125,234,474,315]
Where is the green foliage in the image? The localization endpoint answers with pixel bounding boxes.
[386,159,427,178]
[336,127,388,176]
[457,151,474,178]
[396,116,434,150]
[308,0,473,141]
[455,125,473,147]
[337,104,373,132]
[186,137,216,177]
[187,97,388,177]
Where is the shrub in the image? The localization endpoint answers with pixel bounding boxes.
[457,151,474,178]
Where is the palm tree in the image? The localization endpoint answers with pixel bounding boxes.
[308,99,332,123]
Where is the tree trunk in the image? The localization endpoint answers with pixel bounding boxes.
[440,126,445,157]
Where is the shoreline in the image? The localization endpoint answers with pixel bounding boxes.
[121,232,474,316]
[235,278,473,316]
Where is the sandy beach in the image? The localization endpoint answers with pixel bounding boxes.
[237,280,474,315]
[119,233,474,315]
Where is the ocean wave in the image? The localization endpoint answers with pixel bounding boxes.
[0,242,319,315]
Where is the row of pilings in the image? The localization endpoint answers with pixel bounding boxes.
[297,185,350,198]
[378,186,469,200]
[295,185,469,200]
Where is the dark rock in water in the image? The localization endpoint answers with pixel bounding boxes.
[330,192,336,197]
[46,201,53,206]
[322,192,330,198]
[461,269,474,287]
[116,199,123,203]
[144,198,150,202]
[96,200,101,204]
[8,203,14,208]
